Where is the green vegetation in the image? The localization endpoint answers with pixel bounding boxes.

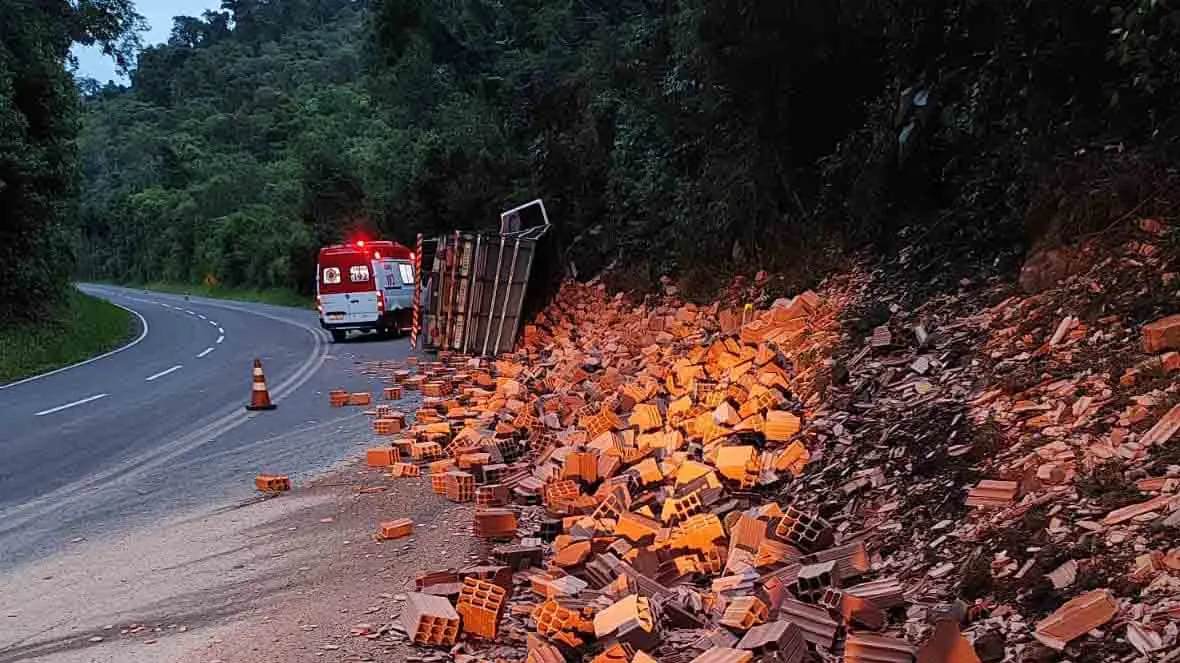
[0,290,135,383]
[136,282,311,309]
[0,0,142,324]
[10,1,1180,322]
[77,1,378,297]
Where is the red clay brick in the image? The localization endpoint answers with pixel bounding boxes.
[254,474,290,493]
[366,447,399,467]
[378,518,414,540]
[1143,314,1180,353]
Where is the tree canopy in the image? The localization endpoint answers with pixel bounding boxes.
[0,0,141,322]
[52,0,1180,303]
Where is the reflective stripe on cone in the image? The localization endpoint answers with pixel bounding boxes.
[246,358,277,411]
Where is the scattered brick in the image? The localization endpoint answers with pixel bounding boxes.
[736,620,806,662]
[1142,314,1180,352]
[254,474,290,493]
[965,479,1019,508]
[456,577,506,639]
[445,471,475,502]
[340,269,1180,663]
[473,508,518,539]
[401,592,460,646]
[378,518,413,540]
[366,447,399,467]
[1034,589,1119,651]
[374,418,402,435]
[718,596,768,630]
[390,462,420,477]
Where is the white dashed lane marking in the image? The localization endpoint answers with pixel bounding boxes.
[35,393,108,417]
[160,302,224,354]
[145,365,183,382]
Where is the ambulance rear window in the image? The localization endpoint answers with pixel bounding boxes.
[349,265,370,282]
[322,267,341,284]
[398,263,415,284]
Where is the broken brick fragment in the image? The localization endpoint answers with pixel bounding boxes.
[965,480,1019,508]
[1143,314,1180,353]
[719,596,768,630]
[736,620,806,662]
[593,594,656,639]
[689,648,753,663]
[1034,589,1119,651]
[763,410,801,441]
[553,540,592,568]
[845,633,917,663]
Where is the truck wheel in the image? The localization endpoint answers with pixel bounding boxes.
[330,329,347,343]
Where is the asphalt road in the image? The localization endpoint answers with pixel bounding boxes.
[0,284,415,569]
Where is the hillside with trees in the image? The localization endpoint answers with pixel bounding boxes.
[63,0,1180,300]
[0,0,141,323]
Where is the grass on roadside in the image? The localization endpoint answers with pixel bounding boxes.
[136,282,312,309]
[0,289,136,384]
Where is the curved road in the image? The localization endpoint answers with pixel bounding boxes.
[0,285,412,569]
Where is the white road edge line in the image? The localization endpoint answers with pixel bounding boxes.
[0,294,149,391]
[145,364,183,382]
[196,347,214,358]
[208,320,218,326]
[35,393,108,417]
[0,294,331,534]
[184,309,195,315]
[216,335,224,344]
[217,327,224,334]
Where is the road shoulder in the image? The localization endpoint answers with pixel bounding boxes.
[0,462,475,663]
[0,289,139,385]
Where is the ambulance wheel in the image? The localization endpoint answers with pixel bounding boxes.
[330,329,347,343]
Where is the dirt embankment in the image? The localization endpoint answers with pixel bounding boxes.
[7,219,1178,663]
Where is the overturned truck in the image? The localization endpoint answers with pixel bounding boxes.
[417,199,556,356]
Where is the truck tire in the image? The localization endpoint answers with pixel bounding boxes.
[330,329,347,343]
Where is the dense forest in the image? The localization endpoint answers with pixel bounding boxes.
[8,0,1180,321]
[0,0,141,323]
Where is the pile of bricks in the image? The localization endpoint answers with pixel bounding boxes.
[352,281,952,663]
[352,217,1180,663]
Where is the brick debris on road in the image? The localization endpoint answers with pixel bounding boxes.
[284,217,1179,663]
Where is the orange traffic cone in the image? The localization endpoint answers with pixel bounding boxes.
[246,358,277,411]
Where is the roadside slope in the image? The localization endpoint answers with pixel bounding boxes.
[0,289,135,384]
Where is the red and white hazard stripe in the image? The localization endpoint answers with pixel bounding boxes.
[411,233,423,349]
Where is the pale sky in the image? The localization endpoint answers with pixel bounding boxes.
[73,0,225,83]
